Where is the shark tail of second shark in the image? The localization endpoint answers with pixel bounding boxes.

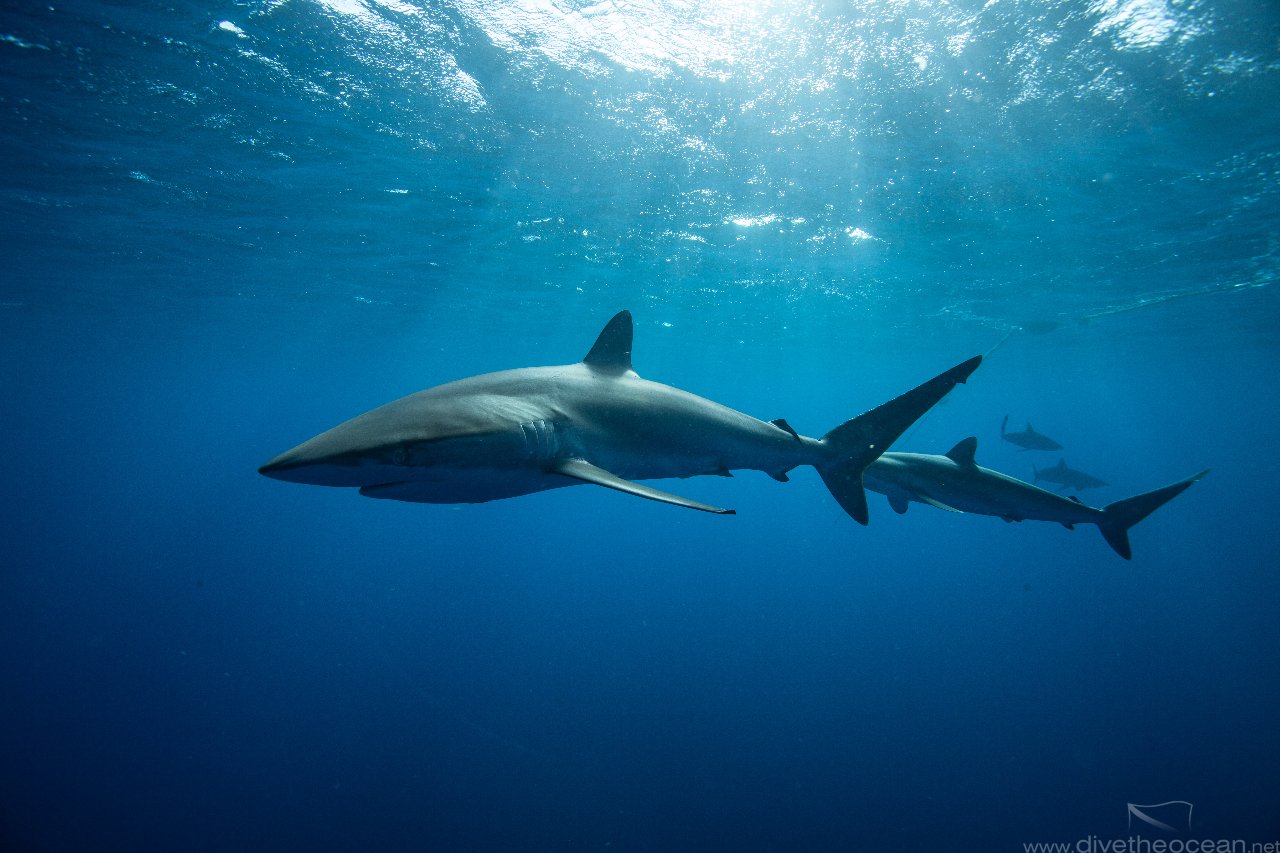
[817,355,983,525]
[1098,469,1210,559]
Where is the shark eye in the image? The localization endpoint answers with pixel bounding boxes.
[391,446,408,465]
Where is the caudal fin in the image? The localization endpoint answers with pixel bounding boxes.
[1098,470,1209,559]
[819,355,982,524]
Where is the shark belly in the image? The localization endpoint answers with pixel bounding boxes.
[359,467,578,503]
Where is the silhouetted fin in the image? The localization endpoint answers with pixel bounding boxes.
[819,355,982,524]
[889,494,910,514]
[554,458,734,514]
[770,418,802,442]
[769,470,790,482]
[1099,469,1209,559]
[582,311,634,375]
[945,437,978,466]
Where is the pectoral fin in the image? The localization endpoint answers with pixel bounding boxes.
[919,494,963,513]
[554,459,735,515]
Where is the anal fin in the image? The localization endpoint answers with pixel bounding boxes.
[554,458,735,515]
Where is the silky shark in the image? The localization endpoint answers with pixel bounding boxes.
[259,311,981,521]
[1000,415,1063,451]
[1034,458,1108,492]
[864,437,1207,558]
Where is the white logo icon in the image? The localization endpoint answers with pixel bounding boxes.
[1127,801,1194,833]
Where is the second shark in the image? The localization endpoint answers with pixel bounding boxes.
[864,437,1206,559]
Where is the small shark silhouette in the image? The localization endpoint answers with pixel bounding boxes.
[260,311,981,522]
[1034,458,1108,492]
[864,437,1207,559]
[1000,415,1063,451]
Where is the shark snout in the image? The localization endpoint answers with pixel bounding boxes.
[258,439,402,487]
[258,448,314,482]
[258,437,357,484]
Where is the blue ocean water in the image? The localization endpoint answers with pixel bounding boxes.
[2,0,1278,850]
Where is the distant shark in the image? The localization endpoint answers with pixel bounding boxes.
[864,437,1207,558]
[1000,415,1063,451]
[260,311,982,522]
[1034,458,1108,492]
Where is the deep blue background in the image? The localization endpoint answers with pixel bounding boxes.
[2,1,1278,850]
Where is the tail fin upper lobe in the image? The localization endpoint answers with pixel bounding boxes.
[1098,470,1209,559]
[819,356,982,524]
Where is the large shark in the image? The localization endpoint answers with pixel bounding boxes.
[864,437,1207,558]
[260,311,981,521]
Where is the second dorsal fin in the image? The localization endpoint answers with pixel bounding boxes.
[770,418,802,442]
[583,310,634,375]
[945,436,979,466]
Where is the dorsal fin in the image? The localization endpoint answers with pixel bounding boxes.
[583,310,634,375]
[945,436,978,466]
[1069,495,1082,504]
[770,418,802,442]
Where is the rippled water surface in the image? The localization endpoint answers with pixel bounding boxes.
[2,1,1278,850]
